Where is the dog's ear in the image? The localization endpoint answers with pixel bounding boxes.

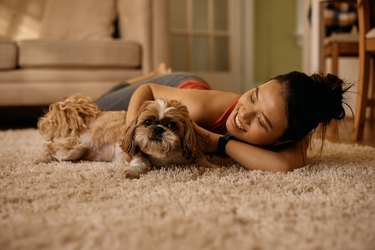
[121,118,139,155]
[181,120,202,160]
[120,101,153,155]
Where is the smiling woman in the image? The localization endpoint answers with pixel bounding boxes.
[225,81,288,146]
[96,69,351,172]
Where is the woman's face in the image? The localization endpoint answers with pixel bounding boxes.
[226,80,288,146]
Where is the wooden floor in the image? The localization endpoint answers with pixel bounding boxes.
[1,106,374,147]
[315,118,375,147]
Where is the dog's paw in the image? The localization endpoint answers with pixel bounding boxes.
[123,167,143,179]
[123,156,151,179]
[34,153,54,164]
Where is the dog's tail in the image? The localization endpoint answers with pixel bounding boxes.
[38,94,101,140]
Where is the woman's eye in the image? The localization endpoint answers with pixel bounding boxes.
[258,117,266,129]
[144,119,153,127]
[250,93,255,104]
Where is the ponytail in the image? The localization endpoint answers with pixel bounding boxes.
[274,71,351,142]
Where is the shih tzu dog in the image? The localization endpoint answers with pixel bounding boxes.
[122,99,214,178]
[37,94,213,178]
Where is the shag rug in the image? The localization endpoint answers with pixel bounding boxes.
[0,129,374,250]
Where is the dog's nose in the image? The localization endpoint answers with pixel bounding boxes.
[151,126,165,141]
[153,126,165,135]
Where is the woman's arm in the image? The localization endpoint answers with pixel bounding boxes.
[224,139,307,172]
[195,125,308,172]
[126,83,239,127]
[125,83,195,126]
[125,84,154,127]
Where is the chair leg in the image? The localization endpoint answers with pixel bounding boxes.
[326,43,339,141]
[326,120,340,141]
[369,58,375,123]
[352,52,371,141]
[322,55,327,74]
[331,43,339,75]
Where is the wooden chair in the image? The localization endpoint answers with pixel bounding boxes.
[321,0,359,140]
[352,0,375,141]
[323,33,358,75]
[323,33,358,140]
[322,0,358,75]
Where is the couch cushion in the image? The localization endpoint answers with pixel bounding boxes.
[0,68,142,83]
[18,39,142,68]
[40,0,116,40]
[0,69,143,106]
[0,38,17,69]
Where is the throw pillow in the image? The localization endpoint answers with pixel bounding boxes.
[40,0,116,40]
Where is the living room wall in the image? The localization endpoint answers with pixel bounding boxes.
[254,0,302,84]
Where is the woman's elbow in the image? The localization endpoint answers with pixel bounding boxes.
[242,162,294,173]
[277,160,304,173]
[268,164,291,173]
[277,165,293,173]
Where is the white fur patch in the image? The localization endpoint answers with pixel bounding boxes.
[80,132,92,148]
[123,156,151,178]
[113,144,128,168]
[130,157,151,171]
[156,100,176,118]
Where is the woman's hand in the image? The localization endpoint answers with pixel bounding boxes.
[193,123,221,153]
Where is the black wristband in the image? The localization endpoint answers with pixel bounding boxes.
[217,133,233,156]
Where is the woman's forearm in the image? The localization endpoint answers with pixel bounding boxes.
[125,84,154,127]
[194,124,296,172]
[224,140,299,172]
[194,123,303,172]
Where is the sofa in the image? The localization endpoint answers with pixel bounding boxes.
[0,0,170,106]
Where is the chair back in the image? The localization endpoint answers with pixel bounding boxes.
[357,0,375,51]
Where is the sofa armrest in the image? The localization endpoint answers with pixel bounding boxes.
[0,37,17,69]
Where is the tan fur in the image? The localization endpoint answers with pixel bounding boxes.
[38,95,213,179]
[38,94,101,140]
[37,94,127,162]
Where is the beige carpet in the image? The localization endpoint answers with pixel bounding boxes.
[0,129,374,250]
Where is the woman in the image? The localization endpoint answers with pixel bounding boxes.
[97,65,351,172]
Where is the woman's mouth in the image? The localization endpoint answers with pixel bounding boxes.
[234,114,245,131]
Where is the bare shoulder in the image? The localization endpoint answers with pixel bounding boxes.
[150,84,240,125]
[183,89,240,126]
[149,83,238,101]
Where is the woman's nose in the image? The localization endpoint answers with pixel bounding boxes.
[239,106,256,122]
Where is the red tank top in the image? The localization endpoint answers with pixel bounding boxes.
[210,100,238,134]
[177,79,211,90]
[177,79,237,134]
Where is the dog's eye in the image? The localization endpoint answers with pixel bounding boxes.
[144,119,153,127]
[166,121,177,130]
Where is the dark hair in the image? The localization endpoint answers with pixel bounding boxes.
[274,71,351,142]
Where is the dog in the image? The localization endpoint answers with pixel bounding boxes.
[37,94,213,178]
[121,99,214,178]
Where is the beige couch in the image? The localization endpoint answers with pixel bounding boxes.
[0,0,170,106]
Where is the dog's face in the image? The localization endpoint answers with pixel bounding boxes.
[122,100,202,160]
